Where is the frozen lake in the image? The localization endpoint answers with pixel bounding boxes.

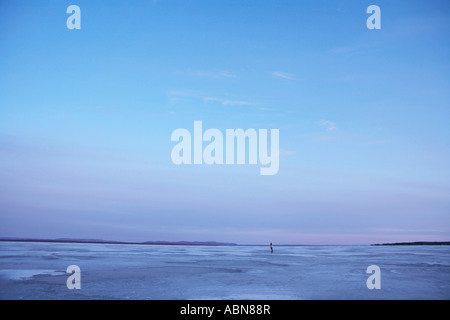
[0,241,449,300]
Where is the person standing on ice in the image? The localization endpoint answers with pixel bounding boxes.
[270,242,273,253]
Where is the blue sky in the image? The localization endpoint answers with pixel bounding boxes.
[0,0,449,244]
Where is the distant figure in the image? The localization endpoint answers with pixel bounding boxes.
[270,242,273,253]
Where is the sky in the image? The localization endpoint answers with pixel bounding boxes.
[0,0,449,245]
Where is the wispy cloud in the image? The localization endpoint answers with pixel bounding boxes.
[166,89,202,97]
[204,97,256,106]
[329,44,369,57]
[319,120,337,131]
[280,149,295,156]
[167,90,257,107]
[166,89,203,107]
[216,71,236,78]
[271,71,296,80]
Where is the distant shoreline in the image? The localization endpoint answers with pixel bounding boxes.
[0,238,238,247]
[1,238,449,247]
[371,241,450,246]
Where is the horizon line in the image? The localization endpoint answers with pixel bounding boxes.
[1,237,448,247]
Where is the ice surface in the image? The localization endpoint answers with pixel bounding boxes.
[0,242,449,300]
